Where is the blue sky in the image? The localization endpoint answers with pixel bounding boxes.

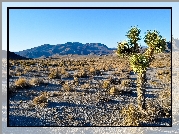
[2,2,178,52]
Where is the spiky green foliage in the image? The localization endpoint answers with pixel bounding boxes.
[126,26,141,53]
[116,41,131,56]
[116,26,142,56]
[130,54,150,74]
[144,30,166,54]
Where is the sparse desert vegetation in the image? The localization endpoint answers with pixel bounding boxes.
[9,52,171,126]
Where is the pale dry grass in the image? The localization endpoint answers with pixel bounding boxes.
[15,78,29,88]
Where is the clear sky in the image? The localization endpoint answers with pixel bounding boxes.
[3,2,178,52]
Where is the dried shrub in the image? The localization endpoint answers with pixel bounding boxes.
[15,78,29,88]
[121,104,153,126]
[102,80,110,89]
[73,76,79,86]
[33,92,49,107]
[29,78,44,86]
[121,104,141,126]
[89,67,96,75]
[121,79,131,87]
[63,83,72,91]
[59,67,66,75]
[74,69,88,78]
[109,86,119,95]
[49,68,61,79]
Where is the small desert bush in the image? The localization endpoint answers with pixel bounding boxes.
[49,69,61,79]
[157,69,171,82]
[9,70,16,77]
[59,67,66,75]
[15,72,22,76]
[89,67,96,75]
[149,80,158,87]
[15,67,24,73]
[102,80,110,89]
[33,92,49,107]
[121,103,156,126]
[121,79,131,87]
[74,69,88,78]
[109,86,119,95]
[29,78,44,86]
[73,76,79,86]
[121,104,142,126]
[15,78,29,88]
[63,83,72,91]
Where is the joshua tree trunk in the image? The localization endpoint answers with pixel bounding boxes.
[137,71,147,110]
[134,42,139,53]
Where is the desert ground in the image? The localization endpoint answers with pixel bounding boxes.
[2,51,179,133]
[6,52,171,127]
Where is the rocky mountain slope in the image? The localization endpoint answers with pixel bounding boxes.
[2,50,30,60]
[14,42,116,58]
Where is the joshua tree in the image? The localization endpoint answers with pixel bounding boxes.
[117,27,167,111]
[130,30,167,111]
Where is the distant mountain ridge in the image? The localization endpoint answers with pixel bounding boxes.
[12,39,174,59]
[15,42,116,58]
[9,51,31,60]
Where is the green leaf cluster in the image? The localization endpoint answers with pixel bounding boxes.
[130,54,149,74]
[116,41,131,55]
[144,30,166,53]
[126,26,141,45]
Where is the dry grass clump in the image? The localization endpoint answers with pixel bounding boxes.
[121,79,131,88]
[29,78,44,86]
[9,70,16,77]
[149,80,159,88]
[74,68,88,78]
[120,103,158,126]
[102,80,110,89]
[120,104,142,126]
[72,76,79,86]
[48,68,61,79]
[63,82,72,91]
[89,67,96,75]
[15,78,29,88]
[58,67,67,75]
[109,86,119,95]
[32,92,49,107]
[89,66,101,76]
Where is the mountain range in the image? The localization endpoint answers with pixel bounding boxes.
[14,42,116,58]
[4,39,177,60]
